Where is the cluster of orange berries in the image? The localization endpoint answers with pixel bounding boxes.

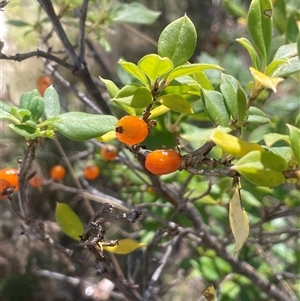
[115,115,182,175]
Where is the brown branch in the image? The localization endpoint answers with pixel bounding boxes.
[78,0,89,63]
[37,0,112,115]
[0,50,75,70]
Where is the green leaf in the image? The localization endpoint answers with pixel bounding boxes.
[236,85,247,122]
[167,63,223,84]
[44,86,61,118]
[158,15,197,67]
[111,2,161,25]
[13,108,32,121]
[247,0,273,64]
[264,58,288,76]
[272,43,300,77]
[45,112,118,141]
[8,124,42,139]
[224,0,247,18]
[6,20,31,27]
[263,133,290,147]
[158,94,193,114]
[286,12,299,43]
[287,124,300,164]
[138,54,173,84]
[229,187,249,255]
[119,59,149,87]
[247,107,270,124]
[19,90,39,110]
[131,87,153,108]
[113,84,152,108]
[104,238,146,254]
[232,150,288,187]
[297,31,300,61]
[0,101,20,123]
[273,0,287,35]
[201,89,230,126]
[236,38,260,69]
[220,74,238,118]
[27,96,45,122]
[99,77,120,98]
[55,203,84,241]
[193,71,214,90]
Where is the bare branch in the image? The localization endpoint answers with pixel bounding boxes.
[78,0,89,62]
[0,50,75,70]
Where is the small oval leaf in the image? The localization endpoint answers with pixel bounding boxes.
[46,112,118,141]
[159,94,193,114]
[229,187,249,256]
[210,130,265,158]
[287,124,300,164]
[44,86,61,118]
[158,15,197,67]
[55,203,84,241]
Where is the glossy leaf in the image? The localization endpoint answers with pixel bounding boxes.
[44,112,118,141]
[210,130,264,158]
[159,94,193,114]
[138,54,173,83]
[44,86,61,118]
[149,104,170,118]
[158,15,197,67]
[167,64,223,84]
[250,67,284,92]
[119,59,149,87]
[236,38,260,69]
[113,84,152,108]
[19,89,39,110]
[220,74,239,118]
[193,71,214,90]
[247,107,270,124]
[201,89,230,126]
[273,43,300,77]
[27,96,45,122]
[287,124,300,164]
[99,77,120,98]
[229,187,249,255]
[232,150,288,187]
[247,0,273,64]
[111,2,161,25]
[103,238,146,254]
[55,203,84,241]
[264,58,288,76]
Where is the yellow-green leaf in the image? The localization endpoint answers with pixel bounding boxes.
[287,124,300,164]
[229,187,249,256]
[250,67,284,92]
[96,130,116,142]
[55,203,84,241]
[103,238,146,254]
[202,284,216,301]
[149,104,170,118]
[159,94,193,114]
[210,130,264,158]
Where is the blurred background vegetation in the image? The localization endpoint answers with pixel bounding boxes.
[0,0,299,300]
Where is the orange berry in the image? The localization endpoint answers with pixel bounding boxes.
[83,165,100,180]
[50,165,66,181]
[37,75,53,96]
[145,149,181,175]
[29,175,44,188]
[0,167,19,190]
[101,144,118,161]
[0,178,12,199]
[115,116,148,145]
